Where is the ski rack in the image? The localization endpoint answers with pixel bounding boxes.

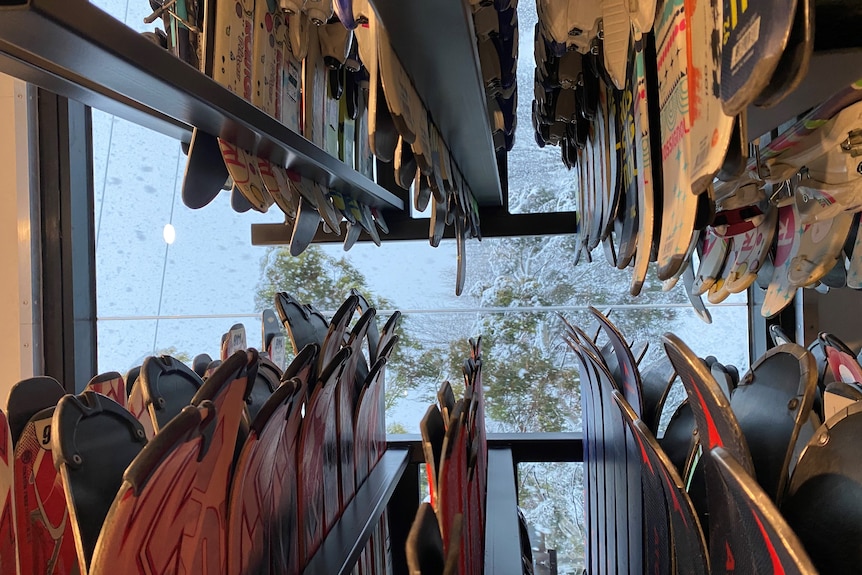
[302,447,409,575]
[369,0,505,208]
[484,448,524,575]
[386,432,584,573]
[251,210,580,243]
[746,50,862,141]
[0,0,403,212]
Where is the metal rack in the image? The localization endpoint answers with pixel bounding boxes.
[2,1,857,241]
[0,0,402,211]
[369,0,504,207]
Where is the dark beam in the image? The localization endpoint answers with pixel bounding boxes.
[302,448,409,575]
[37,90,97,392]
[251,211,578,245]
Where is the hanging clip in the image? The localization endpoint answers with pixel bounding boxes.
[144,0,201,33]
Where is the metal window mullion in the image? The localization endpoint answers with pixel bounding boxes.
[37,88,96,392]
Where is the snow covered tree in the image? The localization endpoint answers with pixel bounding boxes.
[254,245,444,424]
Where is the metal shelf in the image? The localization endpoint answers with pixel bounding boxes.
[0,0,403,211]
[484,448,523,575]
[302,447,409,575]
[746,50,862,141]
[251,210,577,245]
[370,0,504,207]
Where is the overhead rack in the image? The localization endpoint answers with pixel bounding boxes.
[0,0,402,211]
[369,0,505,207]
[1,0,861,241]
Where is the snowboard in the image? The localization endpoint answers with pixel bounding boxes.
[227,377,305,575]
[720,0,799,116]
[52,391,148,572]
[654,0,699,280]
[781,402,862,574]
[751,78,862,170]
[354,355,390,575]
[223,323,248,360]
[692,228,730,296]
[275,292,329,356]
[420,404,446,510]
[630,37,657,295]
[320,295,358,374]
[638,355,677,436]
[436,399,469,574]
[711,446,819,575]
[724,201,778,293]
[762,204,803,318]
[787,211,855,290]
[405,502,446,574]
[662,332,757,574]
[181,128,229,210]
[297,347,349,565]
[613,390,675,575]
[614,389,709,574]
[752,0,813,109]
[14,405,78,575]
[83,371,127,409]
[586,343,634,574]
[139,354,205,433]
[335,308,375,516]
[262,308,288,372]
[565,336,605,575]
[89,350,257,575]
[615,50,640,271]
[126,377,157,441]
[246,357,281,423]
[7,376,65,447]
[729,344,817,505]
[211,0,274,213]
[687,0,734,196]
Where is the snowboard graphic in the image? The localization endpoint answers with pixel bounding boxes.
[83,372,127,409]
[0,409,16,575]
[14,407,78,575]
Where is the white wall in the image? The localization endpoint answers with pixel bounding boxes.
[0,73,36,408]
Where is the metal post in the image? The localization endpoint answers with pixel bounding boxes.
[36,88,96,392]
